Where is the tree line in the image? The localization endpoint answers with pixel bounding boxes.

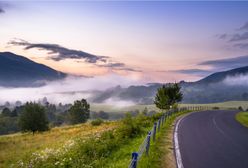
[0,82,183,135]
[0,99,90,134]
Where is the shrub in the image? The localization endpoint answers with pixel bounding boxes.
[91,118,104,126]
[238,106,244,111]
[212,107,220,110]
[151,112,163,122]
[117,112,153,139]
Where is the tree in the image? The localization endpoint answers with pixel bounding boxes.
[15,101,22,107]
[68,99,90,124]
[1,108,11,117]
[19,102,49,134]
[238,106,244,112]
[154,83,183,111]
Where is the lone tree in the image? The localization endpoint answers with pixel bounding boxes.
[19,102,49,134]
[68,99,90,124]
[154,83,183,111]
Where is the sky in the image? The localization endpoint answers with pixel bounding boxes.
[1,1,248,83]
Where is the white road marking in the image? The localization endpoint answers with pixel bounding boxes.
[174,117,184,168]
[212,115,225,135]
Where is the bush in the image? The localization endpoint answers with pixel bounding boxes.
[151,112,163,122]
[212,107,220,110]
[91,118,104,126]
[238,106,244,111]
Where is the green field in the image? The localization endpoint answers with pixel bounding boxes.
[91,100,248,113]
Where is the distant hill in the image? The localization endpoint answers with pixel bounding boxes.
[0,52,66,87]
[91,66,248,104]
[195,66,248,85]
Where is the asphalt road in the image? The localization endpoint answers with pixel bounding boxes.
[176,110,248,168]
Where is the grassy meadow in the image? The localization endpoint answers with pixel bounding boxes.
[0,122,118,167]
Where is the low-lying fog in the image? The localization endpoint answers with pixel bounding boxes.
[0,74,141,106]
[1,73,248,106]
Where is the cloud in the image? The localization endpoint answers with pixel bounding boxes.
[0,2,9,14]
[239,22,248,31]
[0,8,4,13]
[217,21,248,50]
[223,74,248,86]
[233,43,248,49]
[229,32,248,42]
[199,55,248,70]
[9,39,141,73]
[216,34,228,40]
[98,62,142,72]
[9,39,108,63]
[164,69,212,77]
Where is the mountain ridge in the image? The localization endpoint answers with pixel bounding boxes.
[0,52,67,87]
[90,65,248,104]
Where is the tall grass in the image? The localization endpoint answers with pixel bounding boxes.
[10,113,162,168]
[0,122,117,167]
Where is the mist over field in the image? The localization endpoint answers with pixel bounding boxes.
[0,74,140,105]
[223,75,248,86]
[2,71,248,106]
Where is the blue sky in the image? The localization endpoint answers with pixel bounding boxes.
[1,1,248,83]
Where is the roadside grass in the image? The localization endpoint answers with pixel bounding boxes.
[0,122,118,168]
[236,112,248,127]
[102,128,152,168]
[138,110,192,168]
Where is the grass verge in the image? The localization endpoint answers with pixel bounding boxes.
[138,110,192,168]
[236,112,248,127]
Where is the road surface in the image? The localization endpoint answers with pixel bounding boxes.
[175,110,248,168]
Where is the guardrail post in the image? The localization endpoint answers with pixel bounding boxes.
[146,131,151,156]
[153,122,157,141]
[161,115,164,126]
[158,119,161,132]
[131,152,138,168]
[164,113,167,123]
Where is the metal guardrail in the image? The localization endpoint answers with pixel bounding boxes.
[128,106,211,168]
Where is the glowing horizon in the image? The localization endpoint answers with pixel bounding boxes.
[1,1,248,83]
